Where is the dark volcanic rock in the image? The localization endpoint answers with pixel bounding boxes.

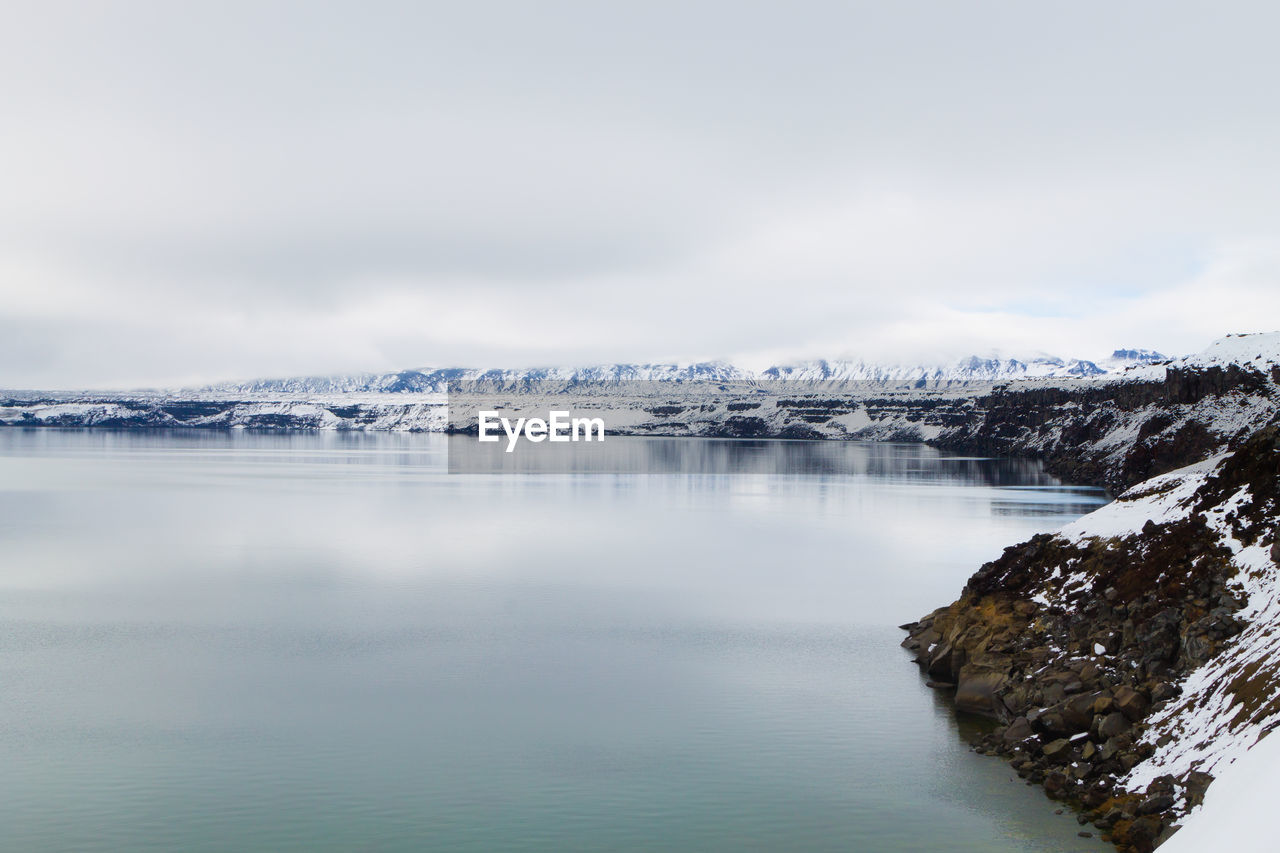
[1113,687,1149,722]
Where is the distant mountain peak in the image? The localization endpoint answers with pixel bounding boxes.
[1109,348,1167,362]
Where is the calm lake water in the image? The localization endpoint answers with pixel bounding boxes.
[0,430,1111,852]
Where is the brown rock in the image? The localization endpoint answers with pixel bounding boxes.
[954,665,1009,717]
[1137,793,1174,815]
[927,642,957,680]
[1042,738,1073,760]
[1098,711,1129,739]
[1183,770,1213,809]
[1114,686,1150,721]
[1003,716,1034,744]
[1123,815,1163,852]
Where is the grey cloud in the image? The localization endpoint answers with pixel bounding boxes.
[1,1,1279,387]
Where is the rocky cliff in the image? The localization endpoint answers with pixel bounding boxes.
[931,333,1280,493]
[903,424,1280,851]
[932,362,1279,493]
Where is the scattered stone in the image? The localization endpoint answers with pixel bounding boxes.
[1136,794,1175,815]
[1183,770,1214,809]
[1003,716,1033,744]
[1114,686,1150,721]
[1042,738,1073,760]
[1097,711,1129,740]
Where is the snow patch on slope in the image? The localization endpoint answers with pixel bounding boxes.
[1158,715,1280,852]
[1058,458,1219,541]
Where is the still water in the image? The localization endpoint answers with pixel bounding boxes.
[0,430,1110,852]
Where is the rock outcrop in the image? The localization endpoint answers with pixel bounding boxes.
[903,425,1280,851]
[933,363,1278,493]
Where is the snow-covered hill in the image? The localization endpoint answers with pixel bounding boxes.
[1115,332,1280,381]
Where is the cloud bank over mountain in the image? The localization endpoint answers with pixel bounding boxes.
[2,2,1279,388]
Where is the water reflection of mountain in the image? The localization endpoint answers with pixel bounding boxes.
[447,434,1100,490]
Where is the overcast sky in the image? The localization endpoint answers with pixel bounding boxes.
[3,1,1279,388]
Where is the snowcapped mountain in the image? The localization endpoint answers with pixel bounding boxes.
[211,362,752,395]
[0,334,1267,445]
[203,350,1162,395]
[760,354,1109,383]
[1098,347,1168,371]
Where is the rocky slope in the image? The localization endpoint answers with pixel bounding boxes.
[902,422,1280,851]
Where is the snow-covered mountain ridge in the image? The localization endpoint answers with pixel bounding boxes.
[3,336,1276,447]
[200,349,1165,395]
